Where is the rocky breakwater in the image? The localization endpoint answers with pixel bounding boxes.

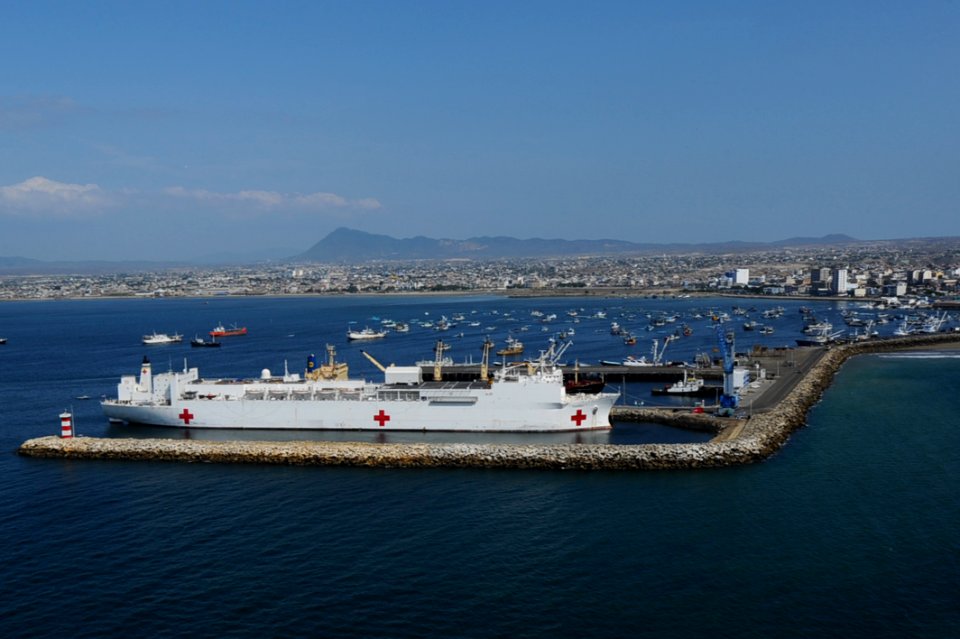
[18,332,960,470]
[17,435,772,470]
[706,332,960,461]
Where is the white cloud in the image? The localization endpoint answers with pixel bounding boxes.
[164,186,381,212]
[0,178,382,219]
[0,176,112,216]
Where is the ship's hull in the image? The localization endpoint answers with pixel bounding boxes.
[105,354,618,432]
[102,392,617,432]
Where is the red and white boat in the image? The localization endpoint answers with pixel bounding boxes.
[209,323,247,337]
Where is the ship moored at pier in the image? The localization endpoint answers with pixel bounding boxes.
[101,343,619,432]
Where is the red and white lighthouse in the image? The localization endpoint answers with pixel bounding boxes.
[59,412,74,438]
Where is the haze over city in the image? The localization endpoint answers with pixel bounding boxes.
[2,1,958,261]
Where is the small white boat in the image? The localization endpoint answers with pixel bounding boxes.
[652,370,705,395]
[142,332,183,345]
[601,356,652,367]
[347,327,387,341]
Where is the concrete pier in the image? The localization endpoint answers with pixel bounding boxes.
[18,333,960,470]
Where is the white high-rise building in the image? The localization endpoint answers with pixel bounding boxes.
[831,268,848,295]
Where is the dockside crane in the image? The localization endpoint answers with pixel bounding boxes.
[715,324,739,417]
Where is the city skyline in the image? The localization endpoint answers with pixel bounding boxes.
[2,1,959,261]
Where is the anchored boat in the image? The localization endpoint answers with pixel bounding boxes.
[142,332,183,345]
[209,323,247,337]
[102,342,618,432]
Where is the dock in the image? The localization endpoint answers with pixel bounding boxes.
[18,333,960,470]
[421,363,724,382]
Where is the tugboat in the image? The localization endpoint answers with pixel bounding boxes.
[651,370,719,397]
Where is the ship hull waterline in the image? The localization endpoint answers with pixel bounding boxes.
[102,396,616,433]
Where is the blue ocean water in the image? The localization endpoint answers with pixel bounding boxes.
[0,296,957,637]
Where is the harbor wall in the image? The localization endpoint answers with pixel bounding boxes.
[18,333,960,470]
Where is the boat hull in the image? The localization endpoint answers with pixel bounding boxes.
[104,354,618,433]
[102,392,617,432]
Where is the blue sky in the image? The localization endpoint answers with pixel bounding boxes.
[1,1,958,261]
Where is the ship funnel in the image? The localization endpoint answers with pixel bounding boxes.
[139,357,153,393]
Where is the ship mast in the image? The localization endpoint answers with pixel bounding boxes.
[480,338,493,381]
[434,339,444,382]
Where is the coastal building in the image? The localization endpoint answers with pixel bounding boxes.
[831,268,849,295]
[883,281,908,297]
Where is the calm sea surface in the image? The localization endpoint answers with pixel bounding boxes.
[0,296,957,637]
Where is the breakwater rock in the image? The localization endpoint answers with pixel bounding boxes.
[18,333,960,470]
[723,332,960,461]
[16,436,770,470]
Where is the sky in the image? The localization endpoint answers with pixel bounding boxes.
[1,1,958,261]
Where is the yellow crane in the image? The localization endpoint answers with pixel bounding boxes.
[360,349,388,373]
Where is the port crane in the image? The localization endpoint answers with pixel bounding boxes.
[715,324,739,417]
[651,335,677,366]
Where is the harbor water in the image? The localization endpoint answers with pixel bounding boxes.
[0,296,957,637]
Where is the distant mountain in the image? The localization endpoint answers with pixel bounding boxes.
[294,228,862,263]
[0,256,44,269]
[4,232,953,274]
[772,234,858,246]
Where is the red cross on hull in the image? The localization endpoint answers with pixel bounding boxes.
[179,408,195,425]
[570,409,587,426]
[374,409,391,427]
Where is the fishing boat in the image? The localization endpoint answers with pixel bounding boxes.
[142,332,183,345]
[191,337,221,348]
[795,325,845,346]
[347,327,387,341]
[564,361,605,394]
[496,337,524,356]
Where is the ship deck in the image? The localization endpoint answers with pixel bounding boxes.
[409,381,491,391]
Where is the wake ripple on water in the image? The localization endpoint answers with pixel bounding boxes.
[877,351,960,359]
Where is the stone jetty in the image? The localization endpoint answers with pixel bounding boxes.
[18,333,960,470]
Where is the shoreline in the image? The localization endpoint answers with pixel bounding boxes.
[18,332,960,470]
[5,287,949,304]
